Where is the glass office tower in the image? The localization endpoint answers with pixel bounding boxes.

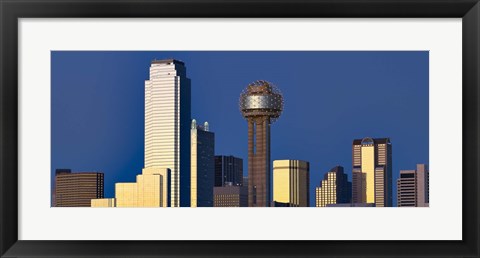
[191,120,215,207]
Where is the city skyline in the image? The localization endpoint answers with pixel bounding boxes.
[51,51,429,207]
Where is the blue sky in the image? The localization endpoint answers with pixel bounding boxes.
[51,51,429,207]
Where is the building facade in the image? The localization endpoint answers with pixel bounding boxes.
[213,186,248,207]
[315,166,352,207]
[326,203,375,207]
[54,169,104,207]
[273,160,310,207]
[91,198,116,207]
[243,176,248,189]
[352,137,392,207]
[191,120,215,207]
[214,155,243,187]
[397,164,429,207]
[115,167,171,207]
[239,80,284,207]
[145,59,191,207]
[115,182,138,207]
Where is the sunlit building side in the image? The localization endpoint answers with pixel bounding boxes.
[114,167,171,207]
[273,160,309,207]
[91,198,116,207]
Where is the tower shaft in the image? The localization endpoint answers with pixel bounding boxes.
[248,118,271,207]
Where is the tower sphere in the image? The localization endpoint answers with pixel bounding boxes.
[239,80,284,123]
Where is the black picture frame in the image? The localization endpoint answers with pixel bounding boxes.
[1,0,479,257]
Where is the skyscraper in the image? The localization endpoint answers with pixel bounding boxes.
[352,137,392,207]
[54,169,104,207]
[397,164,429,207]
[145,59,191,207]
[191,120,215,207]
[214,155,243,187]
[273,160,309,207]
[315,166,352,207]
[239,80,284,207]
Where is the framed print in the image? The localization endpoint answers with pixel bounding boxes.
[0,0,479,257]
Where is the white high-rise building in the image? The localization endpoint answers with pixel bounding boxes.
[145,59,191,207]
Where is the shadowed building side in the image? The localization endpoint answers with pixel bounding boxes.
[213,185,248,207]
[214,155,243,187]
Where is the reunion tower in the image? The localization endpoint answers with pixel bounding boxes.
[239,80,284,207]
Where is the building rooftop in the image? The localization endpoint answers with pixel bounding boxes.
[151,59,185,66]
[55,169,71,175]
[352,137,390,145]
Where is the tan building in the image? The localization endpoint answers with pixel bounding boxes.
[213,185,247,207]
[115,167,170,207]
[116,183,138,207]
[352,138,392,207]
[315,166,351,207]
[273,160,309,207]
[54,169,104,207]
[91,198,116,207]
[397,164,429,207]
